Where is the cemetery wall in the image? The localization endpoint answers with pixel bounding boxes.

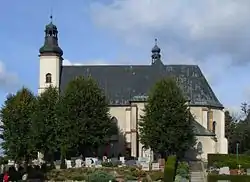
[207,174,250,182]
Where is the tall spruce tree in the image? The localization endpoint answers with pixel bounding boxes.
[58,76,115,158]
[32,86,59,164]
[139,77,195,158]
[0,88,36,164]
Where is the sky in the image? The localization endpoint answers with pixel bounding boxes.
[0,0,250,114]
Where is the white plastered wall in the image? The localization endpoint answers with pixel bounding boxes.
[38,55,62,94]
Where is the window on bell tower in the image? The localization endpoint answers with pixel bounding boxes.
[45,73,52,83]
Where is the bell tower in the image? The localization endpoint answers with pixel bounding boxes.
[151,38,162,65]
[38,15,63,94]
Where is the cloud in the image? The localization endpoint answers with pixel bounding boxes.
[63,59,82,66]
[90,0,250,65]
[0,61,19,92]
[63,59,111,66]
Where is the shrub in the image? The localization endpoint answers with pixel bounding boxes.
[149,171,164,181]
[176,161,189,179]
[129,168,146,178]
[208,154,250,169]
[101,161,116,167]
[47,166,163,181]
[125,174,138,180]
[207,174,250,182]
[163,155,177,182]
[87,170,116,182]
[47,168,92,181]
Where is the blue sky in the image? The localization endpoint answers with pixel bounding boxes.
[0,0,250,114]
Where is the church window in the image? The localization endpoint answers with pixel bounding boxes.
[111,117,118,136]
[197,142,203,155]
[111,117,118,124]
[212,121,216,133]
[45,73,52,83]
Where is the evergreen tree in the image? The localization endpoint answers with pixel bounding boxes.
[225,111,237,153]
[0,88,36,164]
[139,77,195,158]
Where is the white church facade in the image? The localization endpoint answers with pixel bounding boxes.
[38,18,228,161]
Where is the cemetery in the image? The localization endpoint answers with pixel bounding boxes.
[5,153,250,181]
[206,154,250,182]
[0,154,191,181]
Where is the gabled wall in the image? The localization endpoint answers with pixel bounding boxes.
[108,103,228,159]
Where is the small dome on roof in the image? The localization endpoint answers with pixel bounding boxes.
[46,22,57,30]
[151,38,161,53]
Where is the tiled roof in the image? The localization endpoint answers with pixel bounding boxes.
[192,120,215,136]
[60,63,222,108]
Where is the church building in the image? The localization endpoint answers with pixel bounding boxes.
[38,18,228,160]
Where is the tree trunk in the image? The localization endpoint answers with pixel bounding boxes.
[60,146,67,169]
[24,155,29,172]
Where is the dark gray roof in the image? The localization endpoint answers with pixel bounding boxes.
[192,120,215,136]
[60,63,223,108]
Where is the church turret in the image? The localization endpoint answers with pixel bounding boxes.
[39,16,63,57]
[38,16,63,94]
[151,38,161,64]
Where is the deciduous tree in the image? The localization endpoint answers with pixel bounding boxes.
[139,77,195,158]
[58,76,115,158]
[0,88,36,164]
[32,86,59,164]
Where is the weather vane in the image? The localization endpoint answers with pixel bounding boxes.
[155,38,158,45]
[50,7,53,22]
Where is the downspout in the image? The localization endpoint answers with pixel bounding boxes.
[135,104,139,157]
[130,103,139,158]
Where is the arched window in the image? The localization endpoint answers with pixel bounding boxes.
[111,117,118,124]
[212,121,216,133]
[197,142,203,155]
[45,73,52,83]
[111,117,118,135]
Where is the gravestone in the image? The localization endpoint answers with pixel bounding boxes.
[85,157,98,167]
[55,160,61,169]
[85,157,93,167]
[14,163,18,171]
[32,159,39,166]
[103,156,107,161]
[119,156,125,164]
[8,160,14,166]
[219,167,230,175]
[125,160,137,167]
[247,168,250,175]
[0,164,4,173]
[141,162,150,171]
[138,157,150,163]
[158,158,165,170]
[152,162,160,171]
[66,160,72,169]
[92,158,98,166]
[95,160,102,168]
[75,159,82,168]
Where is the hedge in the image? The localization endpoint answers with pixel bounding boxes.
[207,154,250,169]
[163,155,177,182]
[208,174,250,182]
